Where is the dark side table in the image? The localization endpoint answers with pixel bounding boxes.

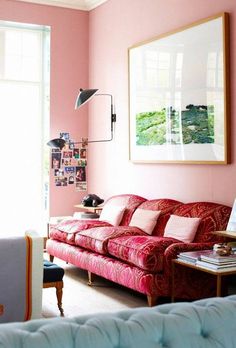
[171,258,236,302]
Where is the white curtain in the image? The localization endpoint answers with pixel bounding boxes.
[0,22,50,236]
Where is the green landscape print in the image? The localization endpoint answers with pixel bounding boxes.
[136,104,214,145]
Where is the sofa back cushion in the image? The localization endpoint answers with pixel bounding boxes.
[172,202,232,243]
[103,194,146,226]
[129,209,161,235]
[99,205,125,226]
[163,215,201,243]
[135,199,183,237]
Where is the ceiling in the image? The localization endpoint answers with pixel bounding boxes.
[16,0,108,11]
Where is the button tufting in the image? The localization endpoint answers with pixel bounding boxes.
[201,331,208,338]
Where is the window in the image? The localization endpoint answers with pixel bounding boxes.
[0,21,50,236]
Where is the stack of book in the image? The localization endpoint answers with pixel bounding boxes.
[177,250,212,265]
[177,250,236,270]
[197,252,236,270]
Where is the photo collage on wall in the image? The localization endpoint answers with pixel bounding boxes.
[51,132,87,191]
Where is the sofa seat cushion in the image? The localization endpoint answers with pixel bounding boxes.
[107,235,181,272]
[75,226,145,254]
[50,219,112,245]
[49,226,77,245]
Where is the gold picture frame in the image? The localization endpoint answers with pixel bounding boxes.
[128,13,230,164]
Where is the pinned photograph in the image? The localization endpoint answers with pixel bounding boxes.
[74,148,80,159]
[63,151,73,158]
[80,148,87,159]
[54,169,64,177]
[77,160,87,167]
[60,132,70,141]
[64,166,75,174]
[55,177,68,186]
[68,175,75,184]
[75,166,86,182]
[52,152,61,169]
[62,158,72,166]
[76,182,87,191]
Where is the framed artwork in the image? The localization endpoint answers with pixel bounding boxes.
[227,199,236,232]
[129,13,230,163]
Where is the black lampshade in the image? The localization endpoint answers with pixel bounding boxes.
[75,88,98,109]
[47,138,66,150]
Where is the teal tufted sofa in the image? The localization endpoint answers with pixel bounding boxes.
[1,296,236,347]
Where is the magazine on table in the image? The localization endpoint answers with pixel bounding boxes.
[196,260,236,270]
[177,250,213,264]
[200,252,236,264]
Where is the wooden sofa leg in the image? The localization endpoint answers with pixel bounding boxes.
[87,271,94,286]
[49,254,54,262]
[147,295,158,307]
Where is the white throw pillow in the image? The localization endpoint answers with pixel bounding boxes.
[164,215,201,243]
[129,209,161,235]
[99,205,125,226]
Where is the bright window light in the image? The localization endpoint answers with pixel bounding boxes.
[0,21,50,236]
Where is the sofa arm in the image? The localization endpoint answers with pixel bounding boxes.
[0,232,43,323]
[163,242,215,275]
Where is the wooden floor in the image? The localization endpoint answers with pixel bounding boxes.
[42,256,148,318]
[43,256,236,318]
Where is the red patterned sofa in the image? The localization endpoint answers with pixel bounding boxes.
[46,194,231,305]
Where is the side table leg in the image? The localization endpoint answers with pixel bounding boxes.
[0,304,4,316]
[216,275,222,297]
[171,261,175,302]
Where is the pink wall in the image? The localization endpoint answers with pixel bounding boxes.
[0,0,89,216]
[88,0,236,207]
[1,0,235,216]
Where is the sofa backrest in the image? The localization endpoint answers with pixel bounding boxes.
[136,199,183,236]
[104,194,146,226]
[1,296,236,348]
[103,196,231,242]
[172,202,231,243]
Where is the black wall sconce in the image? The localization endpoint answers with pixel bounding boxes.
[47,88,116,149]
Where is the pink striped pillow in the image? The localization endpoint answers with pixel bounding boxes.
[164,215,201,243]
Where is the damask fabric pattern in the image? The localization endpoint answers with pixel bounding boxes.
[47,195,232,301]
[164,242,218,299]
[46,239,167,296]
[75,226,145,254]
[136,199,182,236]
[104,194,146,226]
[49,194,145,245]
[172,202,231,243]
[49,227,75,245]
[49,219,111,245]
[107,235,181,272]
